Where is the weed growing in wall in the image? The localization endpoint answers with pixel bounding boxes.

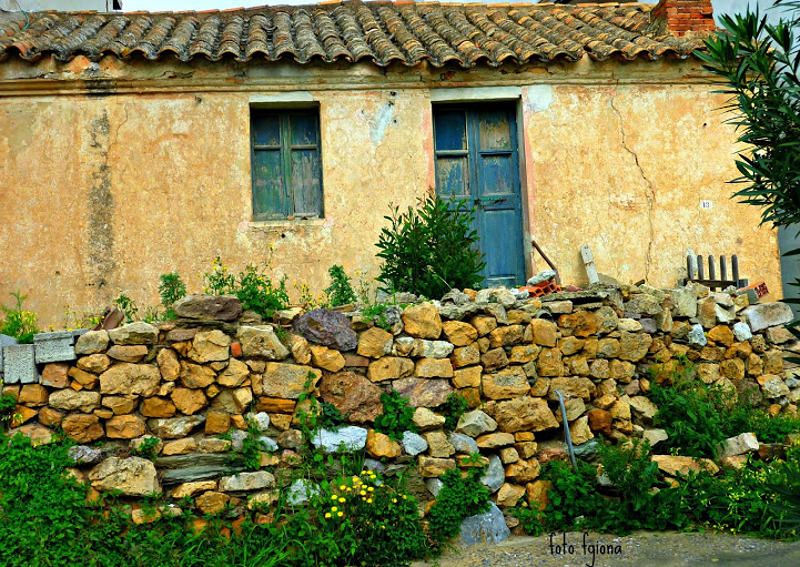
[0,394,17,429]
[427,458,490,547]
[373,390,417,442]
[437,393,470,431]
[158,272,186,320]
[130,436,161,461]
[0,291,39,344]
[203,256,289,319]
[649,356,800,458]
[324,265,357,307]
[114,293,140,324]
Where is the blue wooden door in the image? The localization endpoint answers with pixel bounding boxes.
[434,104,526,288]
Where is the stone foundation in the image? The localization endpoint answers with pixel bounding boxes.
[2,283,798,518]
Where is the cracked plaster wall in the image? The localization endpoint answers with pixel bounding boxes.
[0,60,781,325]
[521,84,780,294]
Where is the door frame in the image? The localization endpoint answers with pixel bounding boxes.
[428,88,532,283]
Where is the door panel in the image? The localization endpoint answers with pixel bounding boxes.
[480,208,525,288]
[434,111,467,151]
[433,103,526,288]
[436,156,470,198]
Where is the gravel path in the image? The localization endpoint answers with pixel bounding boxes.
[412,531,800,567]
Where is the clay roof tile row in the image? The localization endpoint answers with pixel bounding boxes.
[0,1,706,68]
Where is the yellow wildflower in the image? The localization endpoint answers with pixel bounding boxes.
[339,485,346,491]
[338,497,346,503]
[337,511,344,517]
[367,486,374,492]
[392,498,397,503]
[331,495,338,501]
[324,513,331,519]
[331,506,338,512]
[367,499,373,504]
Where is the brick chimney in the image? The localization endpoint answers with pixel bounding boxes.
[652,0,716,36]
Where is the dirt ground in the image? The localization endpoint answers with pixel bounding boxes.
[412,531,800,567]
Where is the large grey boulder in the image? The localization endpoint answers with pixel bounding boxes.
[480,454,505,494]
[401,431,428,456]
[717,432,760,458]
[743,303,794,332]
[459,502,510,545]
[456,410,497,437]
[293,309,358,351]
[311,426,368,453]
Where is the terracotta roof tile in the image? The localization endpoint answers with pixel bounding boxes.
[0,1,707,68]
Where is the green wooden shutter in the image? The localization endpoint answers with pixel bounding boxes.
[251,108,323,220]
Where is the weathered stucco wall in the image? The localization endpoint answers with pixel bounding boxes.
[521,83,779,292]
[0,57,781,325]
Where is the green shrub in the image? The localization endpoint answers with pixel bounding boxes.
[650,357,800,457]
[512,440,800,539]
[1,291,39,343]
[0,431,435,566]
[538,459,603,531]
[324,265,357,307]
[427,462,490,546]
[158,272,186,320]
[375,196,485,298]
[373,391,417,442]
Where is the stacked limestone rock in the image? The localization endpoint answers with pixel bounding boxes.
[2,282,798,522]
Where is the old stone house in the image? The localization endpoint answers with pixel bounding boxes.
[0,0,782,324]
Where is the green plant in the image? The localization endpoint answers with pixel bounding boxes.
[373,391,417,442]
[510,505,546,536]
[114,293,140,324]
[362,303,392,331]
[227,418,272,472]
[698,1,800,347]
[158,272,186,320]
[324,265,357,307]
[317,401,347,431]
[375,196,486,299]
[538,459,603,532]
[649,357,800,457]
[237,264,290,319]
[203,257,289,319]
[437,393,469,431]
[131,436,161,461]
[0,394,17,429]
[649,358,731,458]
[1,291,39,343]
[427,462,490,546]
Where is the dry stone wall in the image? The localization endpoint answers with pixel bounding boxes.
[2,284,798,518]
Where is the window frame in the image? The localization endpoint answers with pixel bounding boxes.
[249,107,324,222]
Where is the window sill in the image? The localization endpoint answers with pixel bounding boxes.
[240,217,329,235]
[248,217,326,227]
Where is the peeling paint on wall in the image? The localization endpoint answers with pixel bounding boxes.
[368,100,395,145]
[522,85,553,113]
